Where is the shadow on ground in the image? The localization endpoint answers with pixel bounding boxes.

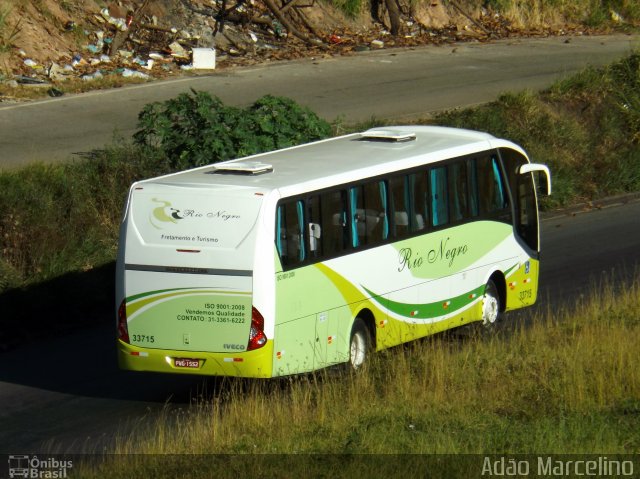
[0,262,220,403]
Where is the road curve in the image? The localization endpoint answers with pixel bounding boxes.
[0,198,639,453]
[0,33,638,168]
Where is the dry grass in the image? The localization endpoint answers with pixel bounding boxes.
[79,276,640,478]
[481,0,640,28]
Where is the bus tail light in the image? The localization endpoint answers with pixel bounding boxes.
[247,306,267,351]
[117,300,130,344]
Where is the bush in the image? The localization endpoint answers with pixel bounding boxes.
[133,90,332,170]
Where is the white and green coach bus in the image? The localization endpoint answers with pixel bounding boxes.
[116,126,551,377]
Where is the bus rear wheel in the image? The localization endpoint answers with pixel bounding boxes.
[481,279,502,329]
[349,318,372,370]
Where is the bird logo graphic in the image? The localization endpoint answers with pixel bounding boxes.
[149,198,183,229]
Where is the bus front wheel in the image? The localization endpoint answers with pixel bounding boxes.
[482,279,502,329]
[349,318,372,370]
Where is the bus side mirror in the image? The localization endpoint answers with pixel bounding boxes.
[309,223,321,252]
[519,163,552,196]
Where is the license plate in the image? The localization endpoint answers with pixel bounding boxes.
[174,358,200,369]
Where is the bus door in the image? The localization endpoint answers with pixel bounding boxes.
[499,148,552,254]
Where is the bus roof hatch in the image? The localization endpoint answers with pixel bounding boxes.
[210,161,274,175]
[360,129,417,143]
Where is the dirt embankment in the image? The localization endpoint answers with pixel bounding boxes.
[0,0,598,92]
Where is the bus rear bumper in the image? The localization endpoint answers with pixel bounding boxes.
[117,340,274,378]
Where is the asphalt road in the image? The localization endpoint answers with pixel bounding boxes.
[0,33,639,455]
[0,197,639,454]
[1,33,638,168]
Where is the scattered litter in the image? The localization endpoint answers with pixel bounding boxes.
[71,55,86,67]
[15,75,47,85]
[169,42,189,59]
[192,48,216,69]
[48,63,71,81]
[101,8,128,31]
[610,10,624,23]
[3,0,597,95]
[81,71,103,81]
[121,68,149,79]
[48,88,64,97]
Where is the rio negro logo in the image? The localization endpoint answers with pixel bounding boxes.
[148,198,241,230]
[398,237,469,272]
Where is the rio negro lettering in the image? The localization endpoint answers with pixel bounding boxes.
[398,237,469,272]
[179,209,241,221]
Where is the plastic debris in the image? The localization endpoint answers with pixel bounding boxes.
[121,68,150,79]
[370,40,384,49]
[15,75,47,85]
[71,55,86,67]
[192,48,216,69]
[48,63,72,81]
[48,87,64,97]
[100,7,128,32]
[126,10,134,28]
[81,71,103,81]
[169,42,189,59]
[610,10,624,23]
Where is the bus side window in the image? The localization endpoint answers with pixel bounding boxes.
[276,200,306,267]
[467,158,480,217]
[389,175,409,238]
[430,166,449,227]
[390,173,427,238]
[321,189,349,256]
[448,161,469,222]
[307,195,323,257]
[477,154,510,219]
[350,180,390,247]
[410,172,429,232]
